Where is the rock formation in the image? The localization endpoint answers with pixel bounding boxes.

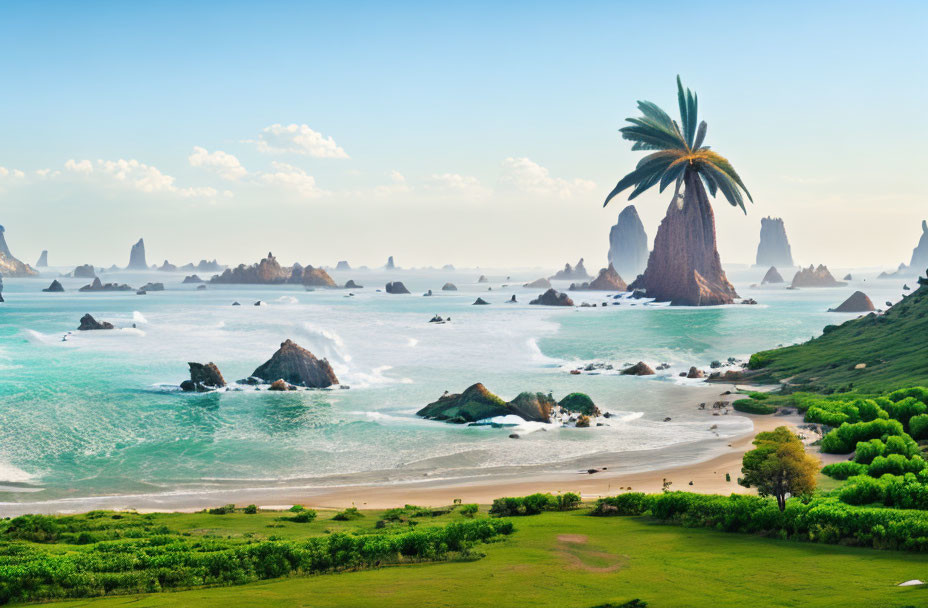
[441,283,458,291]
[0,225,38,277]
[507,392,558,423]
[790,265,846,288]
[79,277,133,292]
[530,288,573,306]
[472,297,490,305]
[385,256,396,270]
[686,366,705,379]
[36,250,48,267]
[629,175,739,306]
[558,393,601,416]
[180,362,226,392]
[300,266,336,287]
[523,277,551,289]
[211,253,290,284]
[477,275,489,283]
[344,279,362,289]
[755,217,794,268]
[127,238,147,270]
[569,264,627,291]
[761,266,784,285]
[182,275,204,283]
[71,264,96,279]
[910,220,928,271]
[158,260,177,272]
[139,282,165,292]
[335,260,351,271]
[621,361,655,376]
[829,291,875,313]
[385,281,410,294]
[550,258,590,280]
[417,384,511,423]
[608,205,649,280]
[78,313,114,330]
[0,275,3,302]
[247,339,338,388]
[43,279,64,292]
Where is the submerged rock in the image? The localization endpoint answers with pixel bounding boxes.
[790,264,846,288]
[550,258,590,280]
[524,277,552,289]
[248,339,338,388]
[829,291,875,313]
[127,238,147,270]
[621,361,655,376]
[608,205,649,280]
[755,217,794,268]
[43,280,64,292]
[0,225,38,277]
[35,250,48,267]
[529,288,573,306]
[180,362,226,392]
[569,264,627,291]
[385,281,410,294]
[441,282,458,291]
[78,313,114,330]
[761,266,784,285]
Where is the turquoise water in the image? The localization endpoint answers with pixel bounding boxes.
[0,265,909,511]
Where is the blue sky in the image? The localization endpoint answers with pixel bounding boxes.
[1,1,926,269]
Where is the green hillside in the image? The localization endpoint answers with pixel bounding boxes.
[748,273,928,393]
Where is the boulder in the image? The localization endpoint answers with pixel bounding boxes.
[569,264,627,291]
[558,393,600,416]
[790,264,846,288]
[180,362,226,391]
[508,392,557,423]
[79,277,133,292]
[473,297,490,305]
[268,379,296,391]
[78,313,114,330]
[575,415,591,428]
[686,366,705,379]
[843,274,853,281]
[550,258,590,280]
[477,275,489,283]
[0,225,39,277]
[43,280,64,292]
[829,291,875,313]
[608,205,649,280]
[441,282,458,291]
[529,288,573,306]
[423,289,433,296]
[71,264,96,279]
[416,383,510,423]
[182,275,204,283]
[755,217,794,268]
[127,238,147,270]
[524,277,552,289]
[508,295,517,303]
[300,265,336,287]
[248,339,338,387]
[629,173,739,305]
[36,250,48,267]
[335,260,351,271]
[621,361,655,376]
[139,282,165,292]
[761,266,784,285]
[344,279,362,289]
[385,281,410,294]
[210,252,290,284]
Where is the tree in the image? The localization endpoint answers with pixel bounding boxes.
[603,77,751,305]
[739,426,818,511]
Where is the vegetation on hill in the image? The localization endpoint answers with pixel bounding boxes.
[747,273,928,392]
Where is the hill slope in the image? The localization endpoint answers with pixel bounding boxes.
[748,271,928,393]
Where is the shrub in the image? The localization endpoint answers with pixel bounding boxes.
[207,504,235,515]
[288,504,305,512]
[732,399,777,415]
[820,419,905,453]
[909,414,928,439]
[289,510,317,523]
[821,461,868,480]
[883,397,927,429]
[459,504,479,518]
[244,504,258,514]
[332,507,363,521]
[592,493,651,516]
[489,493,556,517]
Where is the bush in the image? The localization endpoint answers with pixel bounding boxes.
[244,504,258,514]
[555,493,581,511]
[332,507,363,521]
[207,504,235,515]
[288,510,317,523]
[821,461,868,479]
[732,399,777,415]
[459,504,479,518]
[288,504,305,512]
[489,493,556,517]
[909,414,928,439]
[592,493,651,516]
[820,419,905,453]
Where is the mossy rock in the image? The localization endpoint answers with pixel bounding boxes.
[558,393,601,416]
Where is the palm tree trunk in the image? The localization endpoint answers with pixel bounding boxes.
[629,171,739,306]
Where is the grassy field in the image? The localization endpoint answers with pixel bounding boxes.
[747,279,928,393]
[29,507,928,608]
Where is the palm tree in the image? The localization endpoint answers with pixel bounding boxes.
[603,77,751,305]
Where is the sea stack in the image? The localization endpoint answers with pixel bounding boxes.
[43,280,64,292]
[248,339,338,388]
[127,238,148,270]
[629,183,739,306]
[36,250,48,267]
[385,281,410,294]
[761,266,784,285]
[0,225,38,277]
[910,220,928,271]
[828,291,875,313]
[180,362,226,392]
[71,264,96,279]
[608,205,649,281]
[335,260,351,271]
[790,265,846,288]
[385,256,396,270]
[569,264,627,291]
[550,259,590,281]
[755,217,794,268]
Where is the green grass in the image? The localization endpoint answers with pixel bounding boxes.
[748,280,928,393]
[29,508,928,608]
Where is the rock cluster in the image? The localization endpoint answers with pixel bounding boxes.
[344,279,362,289]
[71,264,96,279]
[211,252,290,284]
[416,383,601,425]
[790,265,846,288]
[79,278,133,292]
[180,362,226,392]
[608,205,649,280]
[621,361,655,376]
[569,264,627,291]
[529,288,573,306]
[182,275,204,283]
[78,313,114,330]
[335,260,351,271]
[139,282,164,292]
[550,258,590,280]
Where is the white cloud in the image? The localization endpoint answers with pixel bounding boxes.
[250,123,349,158]
[427,173,489,197]
[373,170,410,196]
[498,157,595,199]
[188,146,247,180]
[0,166,25,179]
[260,161,325,198]
[64,158,217,198]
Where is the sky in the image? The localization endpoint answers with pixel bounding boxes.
[1,0,926,271]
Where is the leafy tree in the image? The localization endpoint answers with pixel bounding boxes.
[739,426,818,511]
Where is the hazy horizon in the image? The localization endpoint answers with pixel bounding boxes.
[1,1,926,271]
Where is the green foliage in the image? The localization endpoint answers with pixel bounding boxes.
[821,461,868,480]
[554,493,582,511]
[243,505,258,515]
[732,399,777,415]
[909,413,928,439]
[820,419,905,453]
[489,493,561,517]
[604,76,752,213]
[332,507,363,521]
[207,504,235,515]
[838,473,928,509]
[460,504,479,518]
[286,510,317,524]
[739,427,818,511]
[558,393,599,416]
[288,505,305,513]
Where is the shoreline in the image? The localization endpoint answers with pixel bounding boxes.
[0,405,836,516]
